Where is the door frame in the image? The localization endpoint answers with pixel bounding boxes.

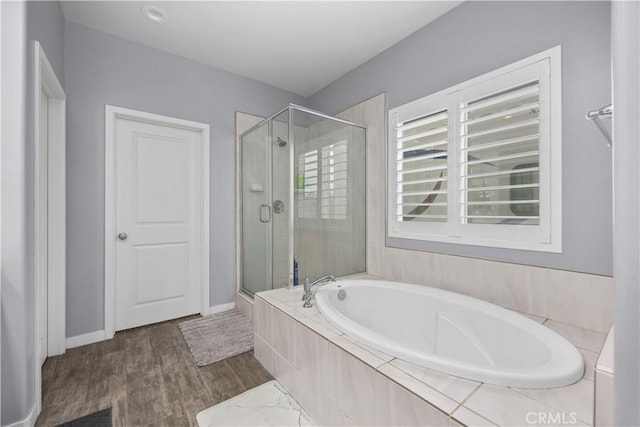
[33,40,66,416]
[104,105,210,339]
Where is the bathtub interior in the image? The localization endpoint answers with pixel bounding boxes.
[317,280,583,387]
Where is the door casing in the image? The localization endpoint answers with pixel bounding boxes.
[104,105,210,339]
[33,39,66,421]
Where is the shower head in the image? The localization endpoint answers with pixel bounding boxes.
[275,137,287,147]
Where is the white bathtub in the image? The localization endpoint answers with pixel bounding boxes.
[315,279,584,389]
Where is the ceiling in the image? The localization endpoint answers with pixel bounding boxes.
[61,1,462,97]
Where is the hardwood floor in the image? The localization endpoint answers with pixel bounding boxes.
[37,316,272,427]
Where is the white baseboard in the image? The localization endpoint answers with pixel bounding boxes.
[204,302,236,315]
[65,329,106,349]
[4,400,40,427]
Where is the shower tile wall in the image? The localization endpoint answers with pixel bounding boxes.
[293,117,366,282]
[337,93,613,334]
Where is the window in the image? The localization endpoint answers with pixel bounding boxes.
[388,47,561,252]
[298,140,348,220]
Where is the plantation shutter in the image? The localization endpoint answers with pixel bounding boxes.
[457,65,545,227]
[387,48,559,252]
[392,103,449,224]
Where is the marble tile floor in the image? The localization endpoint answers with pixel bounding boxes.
[36,316,273,427]
[196,380,315,427]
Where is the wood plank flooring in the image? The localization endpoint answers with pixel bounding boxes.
[36,316,272,427]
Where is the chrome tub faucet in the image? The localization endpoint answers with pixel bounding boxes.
[302,274,336,308]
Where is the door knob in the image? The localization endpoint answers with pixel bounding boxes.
[118,233,128,241]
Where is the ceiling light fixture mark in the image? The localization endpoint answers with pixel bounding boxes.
[142,5,168,23]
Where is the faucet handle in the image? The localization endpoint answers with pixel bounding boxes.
[302,276,311,300]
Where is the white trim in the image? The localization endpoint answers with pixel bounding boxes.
[65,330,107,349]
[34,40,67,356]
[3,401,40,427]
[104,105,210,339]
[205,302,236,316]
[1,1,3,420]
[33,40,66,427]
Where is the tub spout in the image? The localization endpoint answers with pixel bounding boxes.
[302,274,336,308]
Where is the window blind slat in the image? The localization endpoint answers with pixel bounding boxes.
[397,176,449,185]
[397,190,448,197]
[463,200,539,206]
[399,214,448,219]
[462,183,539,192]
[460,101,540,126]
[462,150,539,166]
[397,164,448,174]
[461,118,540,139]
[398,126,448,145]
[398,139,448,154]
[397,150,448,164]
[460,84,539,113]
[463,166,539,180]
[398,111,448,132]
[462,134,539,153]
[400,202,448,207]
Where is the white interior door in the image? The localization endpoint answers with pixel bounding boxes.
[37,89,49,365]
[115,117,203,331]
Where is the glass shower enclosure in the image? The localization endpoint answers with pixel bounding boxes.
[240,105,366,296]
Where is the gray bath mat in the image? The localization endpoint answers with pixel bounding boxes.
[179,309,254,366]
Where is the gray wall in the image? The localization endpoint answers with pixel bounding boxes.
[64,22,306,337]
[27,0,65,84]
[1,1,66,424]
[612,2,640,424]
[309,1,613,276]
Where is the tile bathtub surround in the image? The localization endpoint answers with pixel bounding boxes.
[594,327,614,426]
[235,292,255,323]
[254,287,601,427]
[336,93,613,335]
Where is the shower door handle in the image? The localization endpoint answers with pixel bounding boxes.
[259,204,271,223]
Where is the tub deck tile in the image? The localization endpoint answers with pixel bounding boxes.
[331,335,387,368]
[515,311,547,324]
[390,359,480,404]
[377,362,459,415]
[514,378,594,425]
[464,384,590,427]
[543,320,607,353]
[298,315,342,340]
[338,334,395,364]
[578,348,598,381]
[451,405,498,426]
[308,313,343,337]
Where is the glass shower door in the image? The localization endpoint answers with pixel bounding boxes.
[241,121,272,296]
[271,110,292,289]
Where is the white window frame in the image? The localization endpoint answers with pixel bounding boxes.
[387,46,562,253]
